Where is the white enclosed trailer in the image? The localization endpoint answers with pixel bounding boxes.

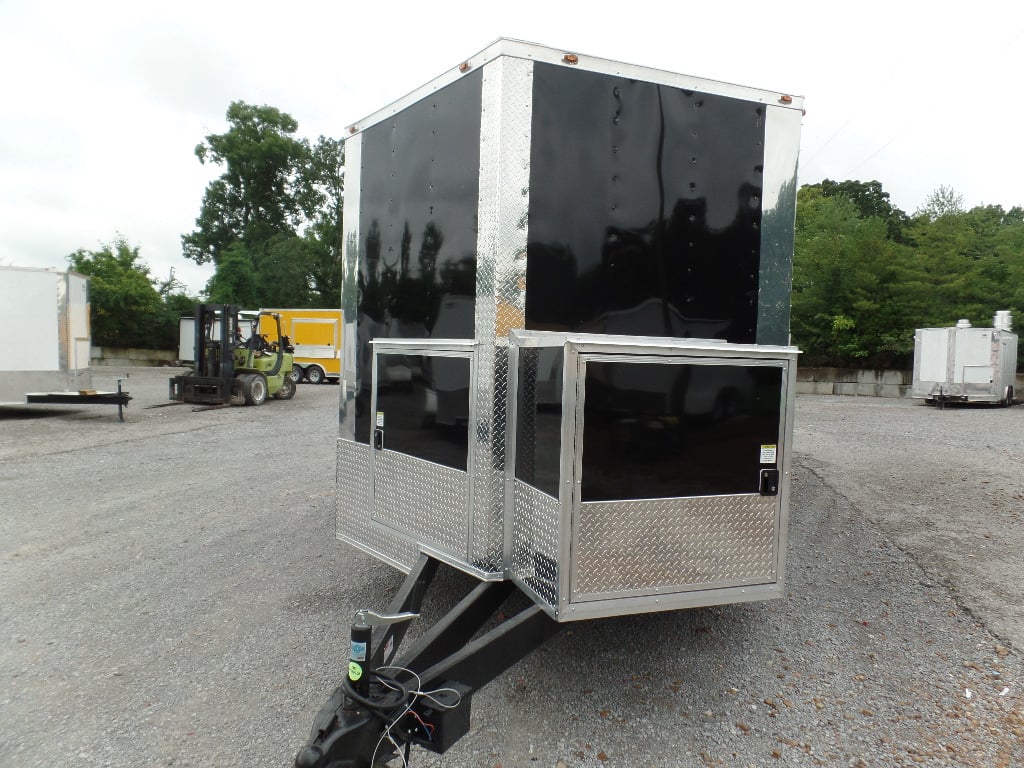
[177,311,255,363]
[912,313,1018,405]
[0,266,92,402]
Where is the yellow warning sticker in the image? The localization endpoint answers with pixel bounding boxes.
[348,661,363,681]
[760,444,777,463]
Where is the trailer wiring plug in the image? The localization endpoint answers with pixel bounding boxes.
[364,666,464,768]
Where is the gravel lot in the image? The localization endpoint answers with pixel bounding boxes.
[1,368,1021,767]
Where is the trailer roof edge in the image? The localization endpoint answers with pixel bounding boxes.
[344,37,805,137]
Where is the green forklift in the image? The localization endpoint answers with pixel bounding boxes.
[169,304,297,406]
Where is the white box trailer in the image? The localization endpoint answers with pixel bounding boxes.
[0,266,92,402]
[912,314,1018,405]
[177,311,255,363]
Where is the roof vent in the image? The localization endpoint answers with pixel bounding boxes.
[994,310,1013,332]
[956,319,972,329]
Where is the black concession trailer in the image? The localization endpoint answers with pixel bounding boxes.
[297,39,803,767]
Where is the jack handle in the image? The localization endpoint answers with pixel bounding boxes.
[348,610,418,698]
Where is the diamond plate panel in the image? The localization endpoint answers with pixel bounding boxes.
[471,56,534,571]
[336,439,419,570]
[573,495,778,599]
[511,480,561,611]
[372,451,468,558]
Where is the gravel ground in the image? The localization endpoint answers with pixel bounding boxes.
[0,370,1020,767]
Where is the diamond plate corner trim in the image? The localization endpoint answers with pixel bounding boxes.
[572,495,778,599]
[512,479,561,612]
[336,438,419,570]
[471,55,534,572]
[372,451,469,557]
[339,134,362,441]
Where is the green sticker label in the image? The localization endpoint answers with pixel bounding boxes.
[348,661,363,681]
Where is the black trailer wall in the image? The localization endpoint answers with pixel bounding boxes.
[355,69,483,444]
[526,63,768,344]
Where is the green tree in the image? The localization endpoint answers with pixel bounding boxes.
[792,187,913,367]
[302,137,345,305]
[155,268,202,350]
[68,237,164,348]
[902,194,1024,337]
[205,242,259,306]
[182,101,344,307]
[68,237,198,350]
[794,181,1024,370]
[816,178,910,242]
[915,184,965,221]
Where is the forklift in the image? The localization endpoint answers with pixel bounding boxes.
[169,304,297,406]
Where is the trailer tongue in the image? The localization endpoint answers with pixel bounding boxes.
[298,38,803,766]
[296,556,559,768]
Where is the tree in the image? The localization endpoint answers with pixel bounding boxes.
[792,187,914,367]
[903,197,1024,335]
[183,102,307,264]
[182,101,344,307]
[68,237,163,348]
[205,242,259,306]
[68,237,196,349]
[816,178,910,242]
[915,184,965,221]
[299,137,344,306]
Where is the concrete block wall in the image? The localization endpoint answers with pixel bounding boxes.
[796,367,914,399]
[797,367,1024,399]
[91,347,177,367]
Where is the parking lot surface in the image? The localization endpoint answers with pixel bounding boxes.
[1,369,1020,767]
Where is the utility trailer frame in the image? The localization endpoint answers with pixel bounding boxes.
[303,38,803,766]
[26,379,132,421]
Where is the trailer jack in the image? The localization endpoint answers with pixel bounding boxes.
[295,555,560,768]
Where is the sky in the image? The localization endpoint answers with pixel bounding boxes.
[1,1,1022,295]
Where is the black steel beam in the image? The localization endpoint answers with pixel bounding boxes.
[391,579,515,678]
[294,558,559,768]
[370,554,439,669]
[414,602,559,694]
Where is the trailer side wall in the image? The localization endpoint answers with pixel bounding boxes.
[0,267,91,401]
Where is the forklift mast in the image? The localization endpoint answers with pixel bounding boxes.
[195,304,240,380]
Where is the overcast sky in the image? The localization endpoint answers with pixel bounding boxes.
[2,1,1022,294]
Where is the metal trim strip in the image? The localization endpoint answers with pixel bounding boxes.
[510,329,798,358]
[338,132,362,442]
[347,39,803,137]
[758,105,803,346]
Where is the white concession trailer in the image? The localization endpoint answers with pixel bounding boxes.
[0,266,92,403]
[912,312,1018,405]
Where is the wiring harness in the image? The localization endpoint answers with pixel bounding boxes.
[343,666,463,767]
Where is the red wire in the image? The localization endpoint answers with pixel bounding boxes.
[407,709,435,738]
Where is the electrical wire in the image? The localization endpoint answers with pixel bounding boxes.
[369,665,466,765]
[377,665,464,710]
[345,664,468,766]
[341,671,409,715]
